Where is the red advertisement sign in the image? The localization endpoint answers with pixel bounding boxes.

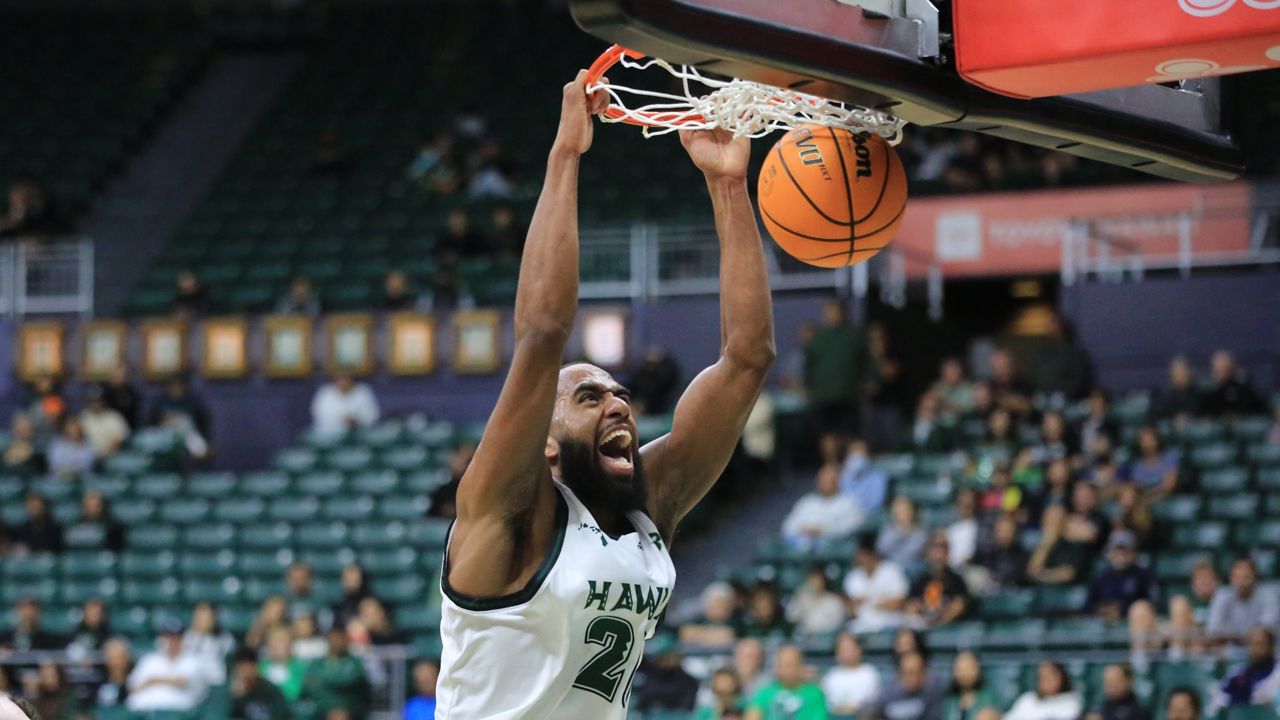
[890,181,1252,279]
[953,0,1280,98]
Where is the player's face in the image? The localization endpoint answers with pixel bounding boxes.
[552,364,645,513]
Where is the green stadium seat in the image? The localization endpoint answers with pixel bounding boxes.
[1199,468,1251,493]
[268,496,320,522]
[1151,495,1202,523]
[243,578,288,604]
[180,551,236,577]
[356,423,404,448]
[239,522,294,550]
[352,521,409,549]
[411,634,444,661]
[1232,416,1273,442]
[372,574,429,604]
[184,523,237,551]
[981,619,1047,649]
[322,495,377,521]
[30,478,77,501]
[381,445,431,472]
[2,578,58,604]
[350,469,401,495]
[1207,492,1260,520]
[296,471,346,496]
[404,469,451,494]
[241,471,292,497]
[122,551,177,579]
[983,663,1025,708]
[65,523,107,549]
[296,522,350,549]
[396,604,441,634]
[407,520,452,550]
[324,447,374,473]
[159,498,211,525]
[0,478,23,503]
[121,578,182,605]
[219,605,255,635]
[84,475,130,500]
[237,550,293,578]
[1252,445,1280,468]
[1172,522,1229,549]
[1258,468,1280,491]
[377,494,431,520]
[110,606,152,638]
[61,578,119,604]
[182,578,243,604]
[1155,551,1212,582]
[1264,494,1280,517]
[133,473,184,499]
[977,590,1036,619]
[1178,420,1226,444]
[360,547,419,576]
[6,555,57,580]
[213,497,266,523]
[925,620,984,648]
[1224,707,1280,720]
[102,451,153,476]
[62,550,117,579]
[1044,618,1119,649]
[1190,443,1238,470]
[274,448,319,474]
[1153,662,1214,700]
[1036,585,1089,615]
[187,472,238,498]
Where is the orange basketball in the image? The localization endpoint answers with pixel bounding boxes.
[757,125,908,268]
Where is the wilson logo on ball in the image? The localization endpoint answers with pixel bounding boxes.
[852,133,873,179]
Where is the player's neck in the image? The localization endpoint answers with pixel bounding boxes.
[579,498,634,539]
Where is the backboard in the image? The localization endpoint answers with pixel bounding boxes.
[569,0,1247,182]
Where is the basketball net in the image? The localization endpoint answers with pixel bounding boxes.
[585,46,907,143]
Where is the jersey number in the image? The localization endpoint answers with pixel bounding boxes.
[572,616,637,704]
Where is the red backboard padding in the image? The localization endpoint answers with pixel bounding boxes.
[953,0,1280,98]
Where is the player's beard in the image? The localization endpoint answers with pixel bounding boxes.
[557,437,648,519]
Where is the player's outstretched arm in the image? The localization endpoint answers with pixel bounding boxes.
[448,73,607,598]
[641,129,776,542]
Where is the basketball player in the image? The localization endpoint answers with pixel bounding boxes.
[435,71,775,718]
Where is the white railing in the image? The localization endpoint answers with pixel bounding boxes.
[0,237,94,316]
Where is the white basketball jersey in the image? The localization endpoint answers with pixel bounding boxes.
[436,479,677,719]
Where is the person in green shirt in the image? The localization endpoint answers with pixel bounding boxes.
[803,300,872,447]
[300,627,371,720]
[746,645,828,720]
[231,649,291,720]
[941,651,1002,720]
[260,627,308,702]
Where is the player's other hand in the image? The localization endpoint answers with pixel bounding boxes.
[679,128,749,180]
[555,70,609,155]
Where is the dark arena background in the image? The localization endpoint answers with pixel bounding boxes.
[1,0,1279,719]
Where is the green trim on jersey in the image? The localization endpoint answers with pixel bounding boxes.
[441,491,569,612]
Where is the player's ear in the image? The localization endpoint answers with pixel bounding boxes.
[545,436,560,465]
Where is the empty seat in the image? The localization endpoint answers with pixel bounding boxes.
[179,551,237,577]
[237,550,294,578]
[360,547,419,575]
[350,470,401,495]
[1172,522,1229,549]
[372,574,429,604]
[1199,468,1251,493]
[353,521,409,549]
[113,500,158,526]
[296,522,350,549]
[406,520,451,550]
[61,550,117,579]
[187,472,238,498]
[61,578,119,604]
[322,495,377,521]
[1207,492,1259,520]
[159,498,211,525]
[296,471,346,496]
[121,551,177,579]
[377,495,431,521]
[132,473,184,499]
[241,471,292,498]
[1036,585,1088,615]
[121,578,182,605]
[1151,495,1202,523]
[268,497,320,523]
[240,522,294,550]
[214,497,266,523]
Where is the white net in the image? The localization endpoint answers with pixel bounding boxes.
[587,54,907,143]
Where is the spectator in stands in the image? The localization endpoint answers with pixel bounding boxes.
[1028,506,1091,586]
[1125,425,1179,500]
[1079,389,1120,462]
[69,491,124,554]
[1269,404,1280,446]
[333,564,373,629]
[822,632,879,717]
[1165,688,1202,720]
[26,375,66,439]
[291,613,327,661]
[741,393,777,486]
[0,695,35,720]
[79,388,129,459]
[381,269,418,311]
[930,357,975,421]
[745,645,825,720]
[988,349,1033,416]
[46,415,96,479]
[782,464,864,552]
[738,583,793,640]
[12,493,64,555]
[680,582,739,647]
[94,638,133,709]
[844,536,909,633]
[126,621,214,713]
[1024,458,1072,521]
[1157,356,1201,422]
[172,270,210,318]
[184,602,234,684]
[778,323,814,393]
[732,638,770,699]
[276,276,322,317]
[1131,559,1213,664]
[150,376,211,443]
[1114,484,1154,550]
[350,597,402,647]
[869,651,945,720]
[905,533,970,629]
[406,133,461,195]
[421,266,474,314]
[300,626,371,720]
[1202,350,1264,417]
[285,562,332,628]
[695,668,744,720]
[1,599,63,651]
[1221,627,1279,706]
[876,496,928,571]
[230,649,289,720]
[786,566,846,637]
[947,489,979,568]
[244,596,289,654]
[3,413,43,476]
[908,392,952,452]
[439,209,486,261]
[1067,481,1108,556]
[69,598,110,653]
[1087,530,1158,622]
[489,205,526,259]
[1207,556,1279,648]
[101,366,141,429]
[0,177,56,238]
[942,651,1001,720]
[468,157,517,201]
[974,513,1029,590]
[260,627,306,702]
[1005,662,1084,720]
[865,323,909,451]
[977,407,1020,465]
[633,635,699,714]
[1028,411,1077,465]
[1034,315,1094,401]
[839,438,889,518]
[311,372,380,439]
[1083,663,1150,720]
[404,659,439,720]
[805,299,872,447]
[627,345,682,416]
[25,661,78,720]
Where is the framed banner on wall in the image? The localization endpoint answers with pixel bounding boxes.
[202,317,249,379]
[140,319,187,379]
[18,322,64,380]
[453,310,502,374]
[81,321,126,381]
[388,312,436,376]
[263,315,313,379]
[325,314,374,376]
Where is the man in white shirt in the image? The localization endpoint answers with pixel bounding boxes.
[782,464,864,551]
[822,632,880,717]
[127,621,215,712]
[80,389,130,458]
[843,538,909,633]
[311,372,381,438]
[945,488,978,568]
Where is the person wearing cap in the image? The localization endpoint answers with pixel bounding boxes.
[79,387,129,459]
[125,621,214,712]
[1085,529,1158,623]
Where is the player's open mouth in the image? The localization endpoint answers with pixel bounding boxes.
[597,426,634,473]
